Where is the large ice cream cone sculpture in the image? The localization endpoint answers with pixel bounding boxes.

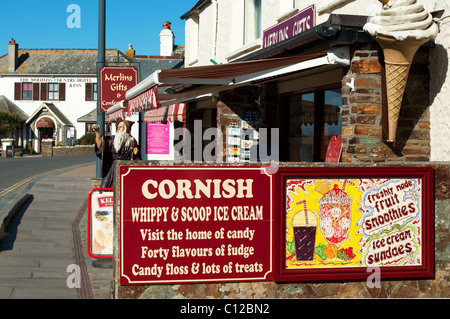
[378,35,429,141]
[364,0,439,142]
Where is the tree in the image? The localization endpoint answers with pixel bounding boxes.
[0,112,22,139]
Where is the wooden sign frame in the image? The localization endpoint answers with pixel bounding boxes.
[274,166,434,282]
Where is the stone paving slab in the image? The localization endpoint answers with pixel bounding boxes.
[0,166,94,299]
[0,164,114,299]
[11,286,78,299]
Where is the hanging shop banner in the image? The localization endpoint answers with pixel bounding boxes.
[119,166,274,285]
[88,188,114,258]
[100,67,137,112]
[263,5,315,49]
[275,167,434,281]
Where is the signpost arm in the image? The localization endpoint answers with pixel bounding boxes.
[96,0,106,178]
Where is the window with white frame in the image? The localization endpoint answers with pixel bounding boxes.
[47,83,60,100]
[243,0,262,45]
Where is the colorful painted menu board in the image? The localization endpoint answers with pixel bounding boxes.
[276,167,434,281]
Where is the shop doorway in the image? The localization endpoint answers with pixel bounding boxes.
[36,117,56,153]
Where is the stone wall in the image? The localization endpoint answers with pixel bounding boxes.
[341,47,432,163]
[112,161,449,299]
[52,145,94,156]
[41,140,53,157]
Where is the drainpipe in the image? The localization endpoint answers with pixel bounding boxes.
[212,0,219,62]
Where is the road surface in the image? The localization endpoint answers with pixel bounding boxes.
[0,155,96,199]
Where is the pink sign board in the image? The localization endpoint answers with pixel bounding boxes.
[147,122,170,155]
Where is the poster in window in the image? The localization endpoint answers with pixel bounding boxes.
[275,167,434,281]
[147,122,170,155]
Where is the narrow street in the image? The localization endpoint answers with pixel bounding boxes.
[0,155,96,200]
[0,157,112,298]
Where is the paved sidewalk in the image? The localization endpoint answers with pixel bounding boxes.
[0,164,113,299]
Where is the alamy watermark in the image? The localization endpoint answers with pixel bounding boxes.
[366,266,381,289]
[67,4,81,29]
[66,264,81,289]
[173,120,279,173]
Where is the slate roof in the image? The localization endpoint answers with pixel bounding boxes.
[77,108,97,122]
[133,56,184,80]
[0,49,133,75]
[0,95,28,121]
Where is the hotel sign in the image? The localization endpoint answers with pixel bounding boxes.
[119,166,274,285]
[100,67,137,112]
[263,5,315,49]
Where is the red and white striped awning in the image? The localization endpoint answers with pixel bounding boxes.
[107,108,126,123]
[144,103,186,123]
[128,86,160,114]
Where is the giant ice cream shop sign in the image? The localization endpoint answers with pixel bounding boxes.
[118,166,434,285]
[363,0,439,142]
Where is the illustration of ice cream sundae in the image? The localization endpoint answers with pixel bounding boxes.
[363,0,439,142]
[316,181,352,247]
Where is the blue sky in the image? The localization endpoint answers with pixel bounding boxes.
[0,0,195,57]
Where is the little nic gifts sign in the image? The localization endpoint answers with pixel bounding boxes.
[262,5,315,49]
[119,166,274,285]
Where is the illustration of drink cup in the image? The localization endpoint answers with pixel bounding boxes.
[292,200,318,261]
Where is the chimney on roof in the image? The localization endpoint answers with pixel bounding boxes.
[160,21,174,57]
[126,44,135,59]
[8,38,18,72]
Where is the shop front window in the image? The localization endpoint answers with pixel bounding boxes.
[280,85,342,162]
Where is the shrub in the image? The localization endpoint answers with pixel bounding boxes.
[75,133,96,145]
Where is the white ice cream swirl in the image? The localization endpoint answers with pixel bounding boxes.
[364,0,438,41]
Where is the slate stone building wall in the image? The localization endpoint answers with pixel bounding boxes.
[341,47,432,163]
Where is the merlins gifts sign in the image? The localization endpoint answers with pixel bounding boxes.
[100,67,137,112]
